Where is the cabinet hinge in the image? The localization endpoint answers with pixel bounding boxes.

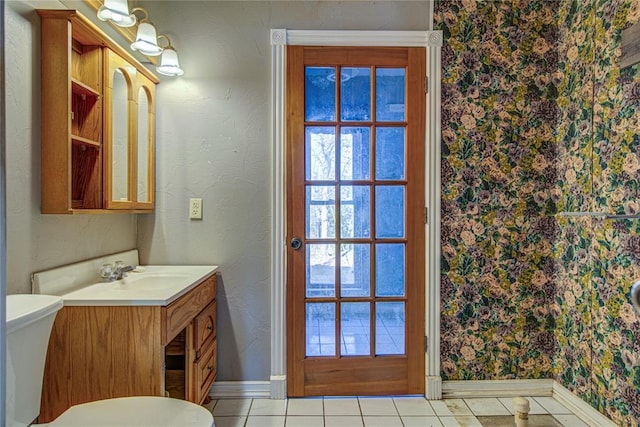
[425,76,428,94]
[425,207,428,224]
[424,335,428,352]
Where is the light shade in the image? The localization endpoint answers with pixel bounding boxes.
[157,47,184,76]
[131,22,163,56]
[97,0,136,27]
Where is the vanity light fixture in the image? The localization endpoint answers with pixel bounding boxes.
[156,35,184,77]
[97,0,136,27]
[130,7,163,56]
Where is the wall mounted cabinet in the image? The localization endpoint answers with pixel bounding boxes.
[38,10,159,214]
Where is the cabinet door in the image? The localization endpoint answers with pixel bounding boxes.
[103,49,156,210]
[104,49,136,209]
[132,74,155,209]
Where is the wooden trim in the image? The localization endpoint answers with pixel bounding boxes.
[406,46,426,393]
[285,45,306,397]
[41,17,73,213]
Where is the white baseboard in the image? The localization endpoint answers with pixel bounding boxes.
[552,382,617,427]
[270,375,286,400]
[442,379,555,398]
[209,381,271,399]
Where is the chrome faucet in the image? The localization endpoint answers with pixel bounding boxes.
[99,261,135,282]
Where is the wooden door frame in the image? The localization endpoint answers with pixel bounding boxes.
[269,29,443,400]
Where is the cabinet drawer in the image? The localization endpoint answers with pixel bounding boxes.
[162,275,216,345]
[194,300,216,351]
[195,338,217,404]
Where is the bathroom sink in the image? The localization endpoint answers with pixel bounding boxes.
[120,273,193,289]
[58,265,218,306]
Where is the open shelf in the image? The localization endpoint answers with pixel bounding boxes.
[71,134,100,148]
[71,78,100,99]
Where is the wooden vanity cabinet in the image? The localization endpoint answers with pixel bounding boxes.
[38,10,159,214]
[39,275,218,423]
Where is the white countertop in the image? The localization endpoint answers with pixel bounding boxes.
[59,265,219,306]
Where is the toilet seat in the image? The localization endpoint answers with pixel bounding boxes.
[45,396,214,427]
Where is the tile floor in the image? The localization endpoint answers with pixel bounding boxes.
[204,396,591,427]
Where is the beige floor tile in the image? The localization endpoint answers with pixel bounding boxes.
[250,398,288,415]
[213,399,252,416]
[533,397,572,415]
[285,415,325,427]
[393,397,436,416]
[362,415,404,427]
[286,398,324,416]
[324,397,361,415]
[439,417,461,427]
[401,415,444,426]
[430,400,454,416]
[453,415,483,427]
[463,398,510,416]
[212,416,247,427]
[554,414,590,427]
[246,415,286,427]
[444,399,474,416]
[358,397,398,416]
[498,396,548,415]
[325,415,364,427]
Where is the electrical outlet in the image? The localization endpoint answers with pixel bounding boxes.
[189,198,202,220]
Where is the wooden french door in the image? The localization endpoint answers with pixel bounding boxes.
[286,46,426,396]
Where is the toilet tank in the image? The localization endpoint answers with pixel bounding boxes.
[6,294,63,427]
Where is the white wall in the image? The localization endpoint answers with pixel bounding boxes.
[4,0,137,295]
[137,1,430,382]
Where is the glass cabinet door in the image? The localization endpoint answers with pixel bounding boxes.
[104,49,155,210]
[104,49,135,209]
[133,77,155,209]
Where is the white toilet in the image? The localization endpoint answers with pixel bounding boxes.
[6,294,215,427]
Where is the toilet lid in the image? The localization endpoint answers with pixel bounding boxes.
[48,397,214,427]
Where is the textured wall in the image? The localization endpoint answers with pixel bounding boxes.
[136,1,430,381]
[4,1,137,295]
[435,0,559,380]
[556,0,640,425]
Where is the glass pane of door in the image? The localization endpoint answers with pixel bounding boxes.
[303,64,408,358]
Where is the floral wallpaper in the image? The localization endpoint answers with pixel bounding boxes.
[436,0,560,381]
[436,0,640,424]
[556,0,640,424]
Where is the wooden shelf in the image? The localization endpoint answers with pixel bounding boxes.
[71,78,100,98]
[71,134,100,148]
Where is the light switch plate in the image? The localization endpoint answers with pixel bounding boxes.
[189,198,202,219]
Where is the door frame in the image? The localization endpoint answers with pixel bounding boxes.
[269,29,443,399]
